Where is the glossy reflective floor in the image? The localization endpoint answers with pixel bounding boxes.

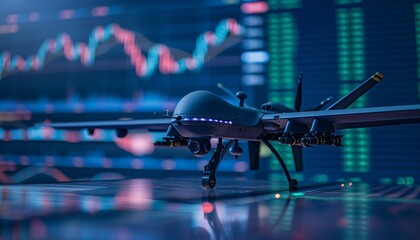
[0,178,419,240]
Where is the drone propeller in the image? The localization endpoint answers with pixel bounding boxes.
[291,73,332,171]
[248,141,261,170]
[292,72,304,171]
[295,72,303,112]
[291,146,303,171]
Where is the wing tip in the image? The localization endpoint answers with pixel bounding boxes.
[372,72,384,82]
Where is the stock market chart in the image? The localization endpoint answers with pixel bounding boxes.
[0,0,419,185]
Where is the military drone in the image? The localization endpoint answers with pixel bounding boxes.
[47,72,420,191]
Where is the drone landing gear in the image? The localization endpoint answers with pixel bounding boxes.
[202,138,233,189]
[262,139,299,192]
[201,138,298,192]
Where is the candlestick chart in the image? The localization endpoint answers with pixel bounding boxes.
[0,18,243,80]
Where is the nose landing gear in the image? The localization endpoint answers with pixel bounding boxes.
[202,138,233,189]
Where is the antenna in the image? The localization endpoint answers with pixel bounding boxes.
[154,112,181,121]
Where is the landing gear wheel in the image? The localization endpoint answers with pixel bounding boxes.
[202,173,216,189]
[289,179,299,192]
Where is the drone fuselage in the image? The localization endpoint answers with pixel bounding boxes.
[171,90,265,140]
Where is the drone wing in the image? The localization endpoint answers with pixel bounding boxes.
[261,104,420,130]
[43,118,171,133]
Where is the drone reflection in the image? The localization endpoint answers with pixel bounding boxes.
[0,179,419,240]
[192,190,296,240]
